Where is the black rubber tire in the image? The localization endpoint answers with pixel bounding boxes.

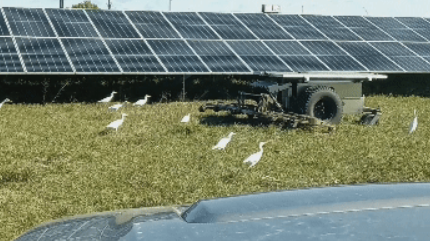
[297,86,343,124]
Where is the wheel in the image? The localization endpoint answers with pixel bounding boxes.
[297,86,343,124]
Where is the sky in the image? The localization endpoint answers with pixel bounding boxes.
[1,0,430,17]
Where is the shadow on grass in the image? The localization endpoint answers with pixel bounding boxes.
[98,129,110,136]
[200,114,279,128]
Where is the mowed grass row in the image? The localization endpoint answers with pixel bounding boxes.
[1,96,430,240]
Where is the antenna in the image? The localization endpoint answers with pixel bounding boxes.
[60,0,64,8]
[363,7,369,15]
[107,0,112,10]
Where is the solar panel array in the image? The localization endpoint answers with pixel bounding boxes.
[2,7,430,74]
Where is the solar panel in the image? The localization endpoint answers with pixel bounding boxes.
[0,37,23,72]
[45,9,98,38]
[365,17,427,42]
[395,17,430,41]
[163,12,219,39]
[3,8,55,37]
[264,41,329,72]
[370,42,430,72]
[227,41,290,72]
[187,40,250,72]
[268,15,326,40]
[15,37,72,72]
[300,41,366,71]
[302,16,361,41]
[199,12,256,40]
[126,11,180,39]
[86,10,139,39]
[147,40,209,72]
[4,8,430,75]
[62,38,120,72]
[105,39,164,72]
[334,16,394,41]
[403,42,430,63]
[337,42,403,72]
[0,11,10,36]
[234,13,292,40]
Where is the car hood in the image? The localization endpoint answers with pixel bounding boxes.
[15,183,430,241]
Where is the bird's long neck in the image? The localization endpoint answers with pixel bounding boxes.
[259,144,264,152]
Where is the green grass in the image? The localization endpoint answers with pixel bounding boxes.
[1,96,430,240]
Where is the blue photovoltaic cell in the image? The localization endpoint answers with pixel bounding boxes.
[234,13,292,39]
[404,42,430,56]
[264,41,329,72]
[3,7,55,37]
[125,11,180,39]
[188,40,250,72]
[15,37,72,72]
[403,42,430,63]
[199,12,256,39]
[0,54,22,72]
[370,42,430,72]
[334,16,394,41]
[395,17,430,41]
[86,10,139,39]
[268,15,326,40]
[45,9,98,38]
[0,37,17,54]
[105,40,164,72]
[0,37,22,72]
[0,11,10,36]
[147,40,208,72]
[227,41,290,72]
[302,15,361,41]
[62,38,119,72]
[365,17,427,42]
[300,41,366,71]
[337,42,403,72]
[163,12,219,39]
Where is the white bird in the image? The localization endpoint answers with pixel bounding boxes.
[133,95,151,106]
[98,91,117,103]
[243,142,267,168]
[108,101,128,112]
[409,109,418,134]
[106,113,128,132]
[181,113,191,123]
[212,132,235,150]
[0,98,12,109]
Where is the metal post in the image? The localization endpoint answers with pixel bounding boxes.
[182,75,185,101]
[60,0,64,8]
[169,0,172,11]
[108,0,112,10]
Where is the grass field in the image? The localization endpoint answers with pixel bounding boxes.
[1,95,430,240]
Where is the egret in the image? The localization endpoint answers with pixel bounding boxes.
[409,109,418,134]
[106,113,128,132]
[181,113,191,123]
[243,142,267,168]
[108,101,128,112]
[0,98,12,109]
[133,95,151,106]
[212,132,235,150]
[98,91,117,103]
